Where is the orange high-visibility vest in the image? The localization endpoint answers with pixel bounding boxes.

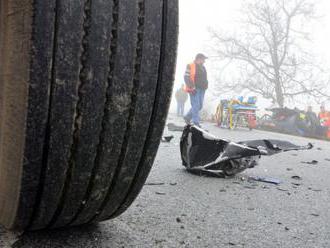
[319,111,330,126]
[184,63,196,93]
[189,63,196,83]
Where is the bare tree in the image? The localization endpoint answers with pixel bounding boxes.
[209,0,330,107]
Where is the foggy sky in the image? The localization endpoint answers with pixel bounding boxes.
[171,0,330,113]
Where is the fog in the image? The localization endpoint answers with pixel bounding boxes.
[171,0,330,115]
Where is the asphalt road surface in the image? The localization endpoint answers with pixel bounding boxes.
[1,115,330,248]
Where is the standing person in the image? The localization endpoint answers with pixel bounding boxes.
[318,105,330,126]
[318,105,330,139]
[183,53,208,127]
[175,84,188,116]
[306,106,320,136]
[306,106,319,126]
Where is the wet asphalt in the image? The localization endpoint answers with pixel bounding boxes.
[1,115,330,248]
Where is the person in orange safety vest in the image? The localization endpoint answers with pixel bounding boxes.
[183,53,208,127]
[318,105,330,138]
[318,105,330,126]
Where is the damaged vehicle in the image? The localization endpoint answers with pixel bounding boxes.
[258,108,328,139]
[180,125,313,177]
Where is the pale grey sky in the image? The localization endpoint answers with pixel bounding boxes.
[171,0,330,113]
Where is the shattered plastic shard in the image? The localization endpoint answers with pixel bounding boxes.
[180,125,313,177]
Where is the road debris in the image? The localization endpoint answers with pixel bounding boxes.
[145,182,165,186]
[155,192,166,195]
[180,125,313,177]
[291,175,302,180]
[308,187,322,192]
[276,187,289,192]
[301,160,318,165]
[249,176,282,185]
[162,135,174,142]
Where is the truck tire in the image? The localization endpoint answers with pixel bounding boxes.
[0,0,178,231]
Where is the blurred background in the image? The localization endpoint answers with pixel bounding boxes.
[171,0,330,118]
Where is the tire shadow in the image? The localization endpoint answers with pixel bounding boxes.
[0,220,144,248]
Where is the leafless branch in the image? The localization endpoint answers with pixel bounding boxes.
[208,0,327,107]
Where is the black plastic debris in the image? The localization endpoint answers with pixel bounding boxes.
[291,175,302,180]
[301,160,318,165]
[162,135,174,142]
[176,217,182,223]
[145,182,165,186]
[180,125,313,177]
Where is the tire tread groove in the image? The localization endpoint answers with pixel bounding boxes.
[90,0,146,222]
[110,0,178,218]
[27,0,60,230]
[47,0,92,228]
[68,0,119,225]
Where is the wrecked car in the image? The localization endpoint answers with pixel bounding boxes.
[258,108,328,139]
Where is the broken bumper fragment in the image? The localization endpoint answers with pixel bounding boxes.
[180,125,313,177]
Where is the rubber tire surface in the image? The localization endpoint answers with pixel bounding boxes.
[0,0,178,231]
